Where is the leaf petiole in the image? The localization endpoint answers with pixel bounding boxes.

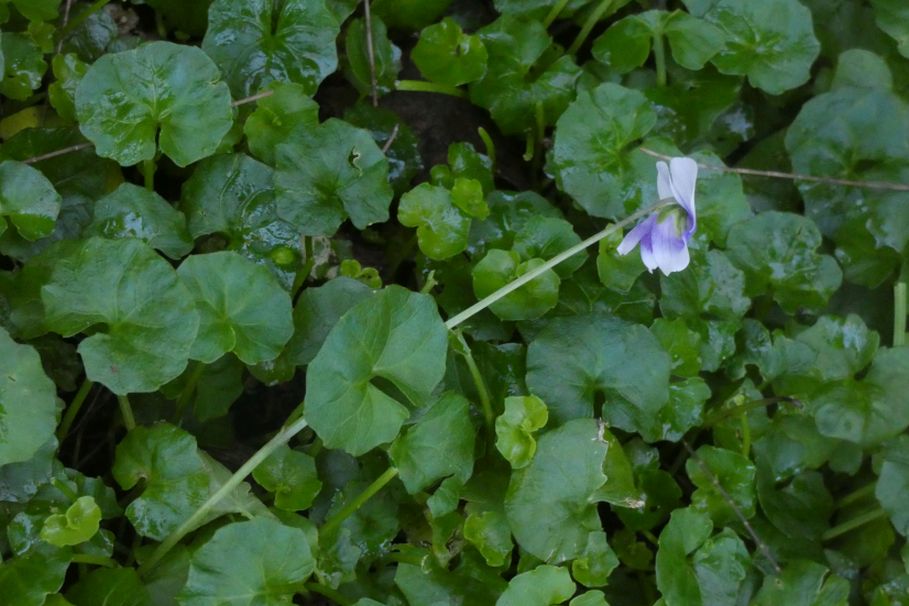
[822,507,888,542]
[894,274,906,347]
[395,79,466,98]
[321,466,399,535]
[58,378,94,440]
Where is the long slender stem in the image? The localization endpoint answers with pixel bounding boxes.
[143,157,155,191]
[231,89,275,107]
[822,507,888,542]
[70,554,117,568]
[58,0,110,39]
[456,333,494,432]
[395,80,466,98]
[835,483,876,510]
[894,279,906,347]
[57,378,93,440]
[477,126,496,169]
[652,32,667,86]
[543,0,572,28]
[568,0,614,55]
[138,415,311,577]
[445,200,671,330]
[117,395,136,431]
[321,467,399,536]
[362,0,379,107]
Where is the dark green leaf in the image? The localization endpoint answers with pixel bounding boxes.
[343,16,400,97]
[751,560,849,606]
[75,41,233,167]
[686,445,756,525]
[67,567,152,606]
[0,546,70,606]
[398,183,471,260]
[243,82,319,166]
[252,444,322,512]
[202,0,340,97]
[0,33,46,101]
[0,160,61,242]
[871,0,909,58]
[496,565,575,606]
[412,17,487,86]
[48,54,88,123]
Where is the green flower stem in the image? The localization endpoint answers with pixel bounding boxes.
[822,507,888,542]
[568,0,614,55]
[138,415,311,577]
[477,126,496,168]
[894,279,906,347]
[58,0,111,39]
[455,333,495,432]
[445,200,672,330]
[543,0,572,28]
[57,378,93,440]
[395,79,466,98]
[175,362,205,417]
[304,582,354,606]
[321,467,399,536]
[70,554,117,568]
[143,157,155,191]
[652,32,667,86]
[739,413,751,458]
[117,395,136,431]
[835,483,876,510]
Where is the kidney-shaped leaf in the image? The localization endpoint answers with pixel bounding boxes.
[177,251,293,365]
[203,0,340,97]
[0,327,58,466]
[75,41,233,167]
[303,286,448,456]
[0,160,61,242]
[274,118,394,236]
[178,517,315,606]
[41,238,198,394]
[505,419,610,563]
[496,565,575,606]
[525,313,671,438]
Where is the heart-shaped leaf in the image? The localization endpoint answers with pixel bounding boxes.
[75,41,233,167]
[177,251,293,365]
[0,160,61,242]
[41,237,199,394]
[203,0,340,97]
[303,286,448,456]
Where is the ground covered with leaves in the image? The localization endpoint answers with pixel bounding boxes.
[2,0,909,604]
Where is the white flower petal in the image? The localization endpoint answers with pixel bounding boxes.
[656,161,673,201]
[651,216,691,275]
[668,157,698,221]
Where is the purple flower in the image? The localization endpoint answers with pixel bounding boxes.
[617,157,698,276]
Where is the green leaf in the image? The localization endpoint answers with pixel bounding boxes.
[398,183,471,260]
[144,0,210,37]
[75,41,233,167]
[0,160,61,242]
[655,508,710,604]
[664,11,727,70]
[394,556,505,605]
[343,102,424,196]
[496,565,575,606]
[112,424,264,540]
[39,495,101,547]
[303,286,448,456]
[470,16,581,135]
[464,509,513,567]
[202,0,340,97]
[0,546,70,606]
[513,217,584,278]
[283,277,373,367]
[343,16,400,97]
[505,419,614,564]
[472,251,560,321]
[178,517,315,606]
[570,592,609,606]
[41,238,198,394]
[372,0,452,30]
[181,153,302,290]
[525,314,671,436]
[86,183,192,260]
[0,33,46,101]
[4,0,60,21]
[177,251,293,364]
[876,435,909,537]
[274,118,393,236]
[727,212,841,314]
[0,328,58,466]
[757,466,832,540]
[686,445,756,525]
[751,560,849,606]
[650,318,702,377]
[389,392,476,493]
[701,0,820,94]
[243,82,319,166]
[252,444,322,512]
[66,567,152,606]
[810,347,909,447]
[48,53,88,123]
[549,83,656,218]
[413,17,488,86]
[871,0,909,58]
[591,14,653,73]
[495,395,548,469]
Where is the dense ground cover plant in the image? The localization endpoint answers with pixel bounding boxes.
[1,0,909,604]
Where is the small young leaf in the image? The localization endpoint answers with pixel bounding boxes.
[40,495,101,547]
[243,82,319,166]
[472,250,560,321]
[398,183,471,260]
[495,395,548,469]
[252,444,322,511]
[413,17,488,86]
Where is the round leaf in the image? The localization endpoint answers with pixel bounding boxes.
[41,237,199,394]
[0,327,58,466]
[303,286,448,456]
[398,183,471,260]
[472,250,560,321]
[75,41,233,167]
[178,517,315,606]
[243,82,319,166]
[412,17,488,86]
[252,444,322,512]
[177,251,294,365]
[40,495,101,547]
[0,160,62,242]
[495,395,548,469]
[274,118,394,236]
[203,0,340,97]
[496,565,575,606]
